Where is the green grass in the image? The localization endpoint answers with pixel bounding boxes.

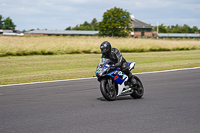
[0,50,200,85]
[1,36,200,57]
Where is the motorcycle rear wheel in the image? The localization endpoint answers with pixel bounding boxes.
[130,75,144,99]
[100,79,116,101]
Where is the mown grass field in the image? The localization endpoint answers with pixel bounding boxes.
[0,49,200,85]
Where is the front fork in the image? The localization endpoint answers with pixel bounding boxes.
[107,78,115,90]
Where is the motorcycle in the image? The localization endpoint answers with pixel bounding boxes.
[95,58,144,101]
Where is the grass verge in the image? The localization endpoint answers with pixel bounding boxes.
[0,50,200,85]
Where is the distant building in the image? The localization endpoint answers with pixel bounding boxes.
[25,30,99,36]
[157,33,200,38]
[0,29,23,35]
[129,19,154,38]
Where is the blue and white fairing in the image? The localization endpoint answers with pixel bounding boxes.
[107,70,127,85]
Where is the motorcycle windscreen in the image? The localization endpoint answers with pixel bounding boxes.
[99,58,110,66]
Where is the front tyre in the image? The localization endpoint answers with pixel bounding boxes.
[100,79,116,101]
[130,75,144,99]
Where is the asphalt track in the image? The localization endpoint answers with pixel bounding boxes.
[0,68,200,133]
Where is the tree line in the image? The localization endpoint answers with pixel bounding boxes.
[65,18,99,31]
[0,15,16,30]
[153,24,200,33]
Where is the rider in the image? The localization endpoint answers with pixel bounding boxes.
[100,41,138,88]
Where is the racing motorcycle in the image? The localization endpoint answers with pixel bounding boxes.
[95,58,144,101]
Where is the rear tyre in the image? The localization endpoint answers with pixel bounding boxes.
[130,75,144,99]
[100,79,116,101]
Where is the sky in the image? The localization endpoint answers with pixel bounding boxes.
[0,0,200,31]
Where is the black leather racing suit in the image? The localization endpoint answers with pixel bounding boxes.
[101,48,132,79]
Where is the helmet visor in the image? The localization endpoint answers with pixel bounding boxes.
[100,43,109,54]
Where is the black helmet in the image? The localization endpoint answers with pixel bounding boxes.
[100,41,111,54]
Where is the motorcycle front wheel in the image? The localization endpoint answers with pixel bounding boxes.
[100,79,116,101]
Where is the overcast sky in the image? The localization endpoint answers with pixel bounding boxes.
[0,0,200,31]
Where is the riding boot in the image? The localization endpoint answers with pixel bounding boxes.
[123,69,139,88]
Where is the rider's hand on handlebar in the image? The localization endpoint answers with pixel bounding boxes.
[112,64,119,67]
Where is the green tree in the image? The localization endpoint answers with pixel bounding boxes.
[80,21,92,30]
[181,24,190,33]
[191,26,199,33]
[82,21,90,27]
[22,29,26,33]
[65,18,99,31]
[91,18,98,31]
[72,23,91,30]
[153,23,200,33]
[3,17,16,30]
[170,24,180,33]
[65,26,71,30]
[0,15,4,29]
[98,7,131,37]
[71,21,91,30]
[158,24,167,33]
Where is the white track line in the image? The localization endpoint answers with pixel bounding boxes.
[0,67,200,88]
[135,67,200,75]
